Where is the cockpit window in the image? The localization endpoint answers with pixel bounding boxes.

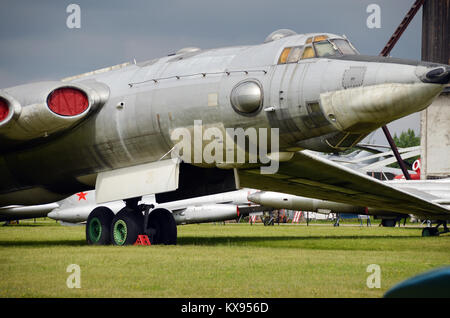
[313,35,328,42]
[278,47,292,64]
[314,41,338,57]
[277,37,357,64]
[331,39,357,55]
[301,46,315,59]
[287,46,303,63]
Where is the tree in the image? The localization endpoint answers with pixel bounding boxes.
[392,128,420,149]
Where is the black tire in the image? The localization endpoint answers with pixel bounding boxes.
[422,228,431,237]
[110,207,144,246]
[86,207,115,245]
[381,219,396,227]
[146,208,177,245]
[422,227,439,237]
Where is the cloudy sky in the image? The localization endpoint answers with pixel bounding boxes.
[0,0,425,144]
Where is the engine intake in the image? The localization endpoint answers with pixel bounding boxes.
[47,87,89,117]
[0,80,109,145]
[0,98,9,122]
[0,91,21,129]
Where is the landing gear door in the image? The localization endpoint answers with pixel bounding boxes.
[95,159,180,204]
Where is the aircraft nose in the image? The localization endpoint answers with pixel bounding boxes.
[319,60,447,134]
[47,210,59,220]
[247,192,261,204]
[418,65,450,85]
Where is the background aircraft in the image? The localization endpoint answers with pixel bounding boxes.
[1,188,273,230]
[0,203,58,223]
[45,188,270,226]
[248,175,450,236]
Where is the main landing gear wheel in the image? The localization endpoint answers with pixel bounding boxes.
[85,198,178,246]
[86,207,115,245]
[381,219,397,227]
[421,220,449,237]
[422,227,439,237]
[146,208,177,245]
[110,207,144,246]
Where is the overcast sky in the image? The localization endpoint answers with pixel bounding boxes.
[0,0,425,144]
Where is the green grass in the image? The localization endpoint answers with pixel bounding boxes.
[0,220,449,298]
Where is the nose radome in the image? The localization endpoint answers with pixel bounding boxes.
[320,81,444,134]
[47,210,59,220]
[247,192,261,203]
[319,56,447,135]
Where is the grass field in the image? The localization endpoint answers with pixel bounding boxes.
[0,219,449,298]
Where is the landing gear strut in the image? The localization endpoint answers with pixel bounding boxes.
[422,221,449,237]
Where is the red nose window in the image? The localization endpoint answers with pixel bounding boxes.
[47,87,89,116]
[0,98,9,122]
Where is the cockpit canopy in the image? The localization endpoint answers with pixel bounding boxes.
[278,35,359,64]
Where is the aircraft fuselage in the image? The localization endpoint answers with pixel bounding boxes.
[0,32,447,205]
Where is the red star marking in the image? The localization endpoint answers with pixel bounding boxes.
[76,192,88,201]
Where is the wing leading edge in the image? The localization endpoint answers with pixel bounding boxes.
[237,151,450,219]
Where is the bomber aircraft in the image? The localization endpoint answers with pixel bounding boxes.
[0,29,449,244]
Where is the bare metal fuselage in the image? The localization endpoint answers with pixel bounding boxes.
[0,32,446,206]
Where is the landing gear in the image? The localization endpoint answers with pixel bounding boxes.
[262,211,275,226]
[86,197,177,246]
[145,208,177,245]
[86,207,115,245]
[421,221,449,237]
[110,207,144,245]
[381,218,397,227]
[421,227,439,237]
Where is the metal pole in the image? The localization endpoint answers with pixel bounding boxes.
[379,0,426,57]
[381,126,411,180]
[377,0,426,180]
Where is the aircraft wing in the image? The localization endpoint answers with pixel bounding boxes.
[237,151,450,219]
[0,203,59,221]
